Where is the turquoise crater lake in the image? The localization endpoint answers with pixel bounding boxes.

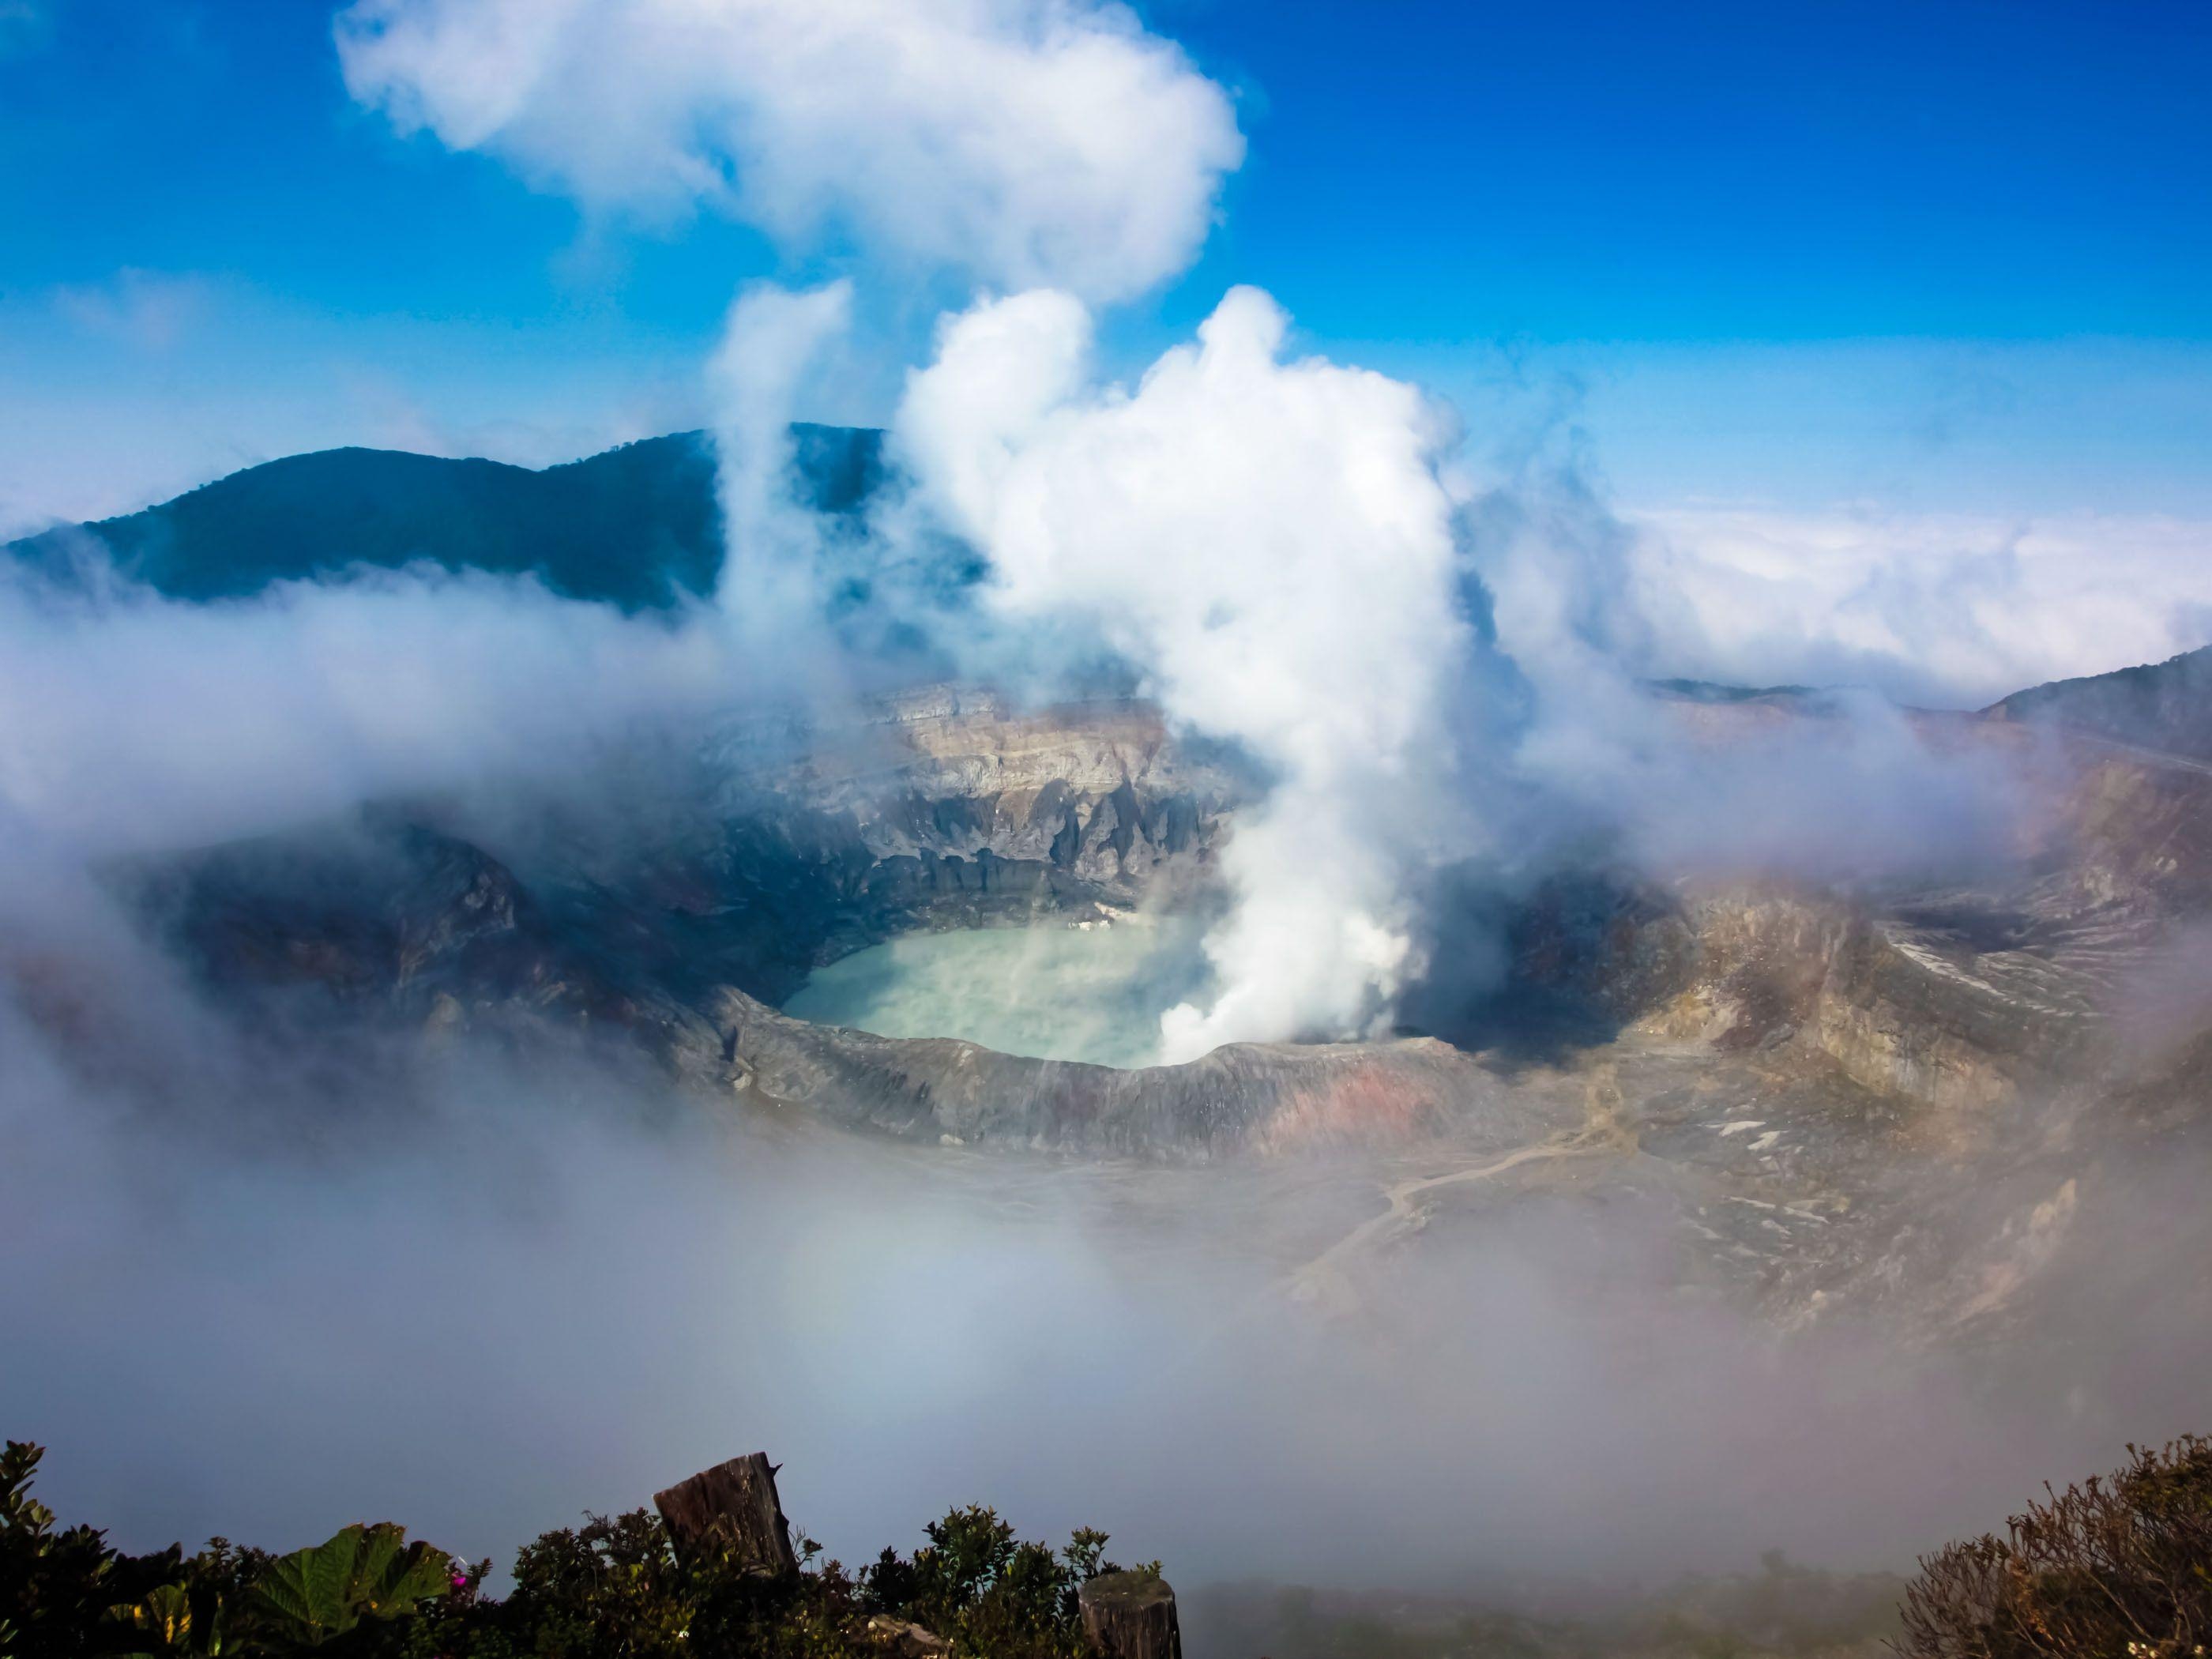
[781,916,1213,1070]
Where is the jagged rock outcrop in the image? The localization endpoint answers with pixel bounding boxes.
[1078,1573,1182,1659]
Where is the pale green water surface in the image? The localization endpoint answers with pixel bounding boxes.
[782,917,1213,1069]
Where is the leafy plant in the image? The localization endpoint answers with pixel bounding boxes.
[2,1439,189,1659]
[863,1505,1146,1658]
[499,1507,697,1658]
[243,1524,456,1649]
[106,1581,226,1658]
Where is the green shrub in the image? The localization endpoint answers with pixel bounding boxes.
[1899,1435,2212,1659]
[2,1439,1136,1658]
[2,1439,194,1657]
[863,1508,1147,1657]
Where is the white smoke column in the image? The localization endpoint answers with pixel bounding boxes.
[337,0,1243,303]
[897,287,1473,1060]
[707,280,852,680]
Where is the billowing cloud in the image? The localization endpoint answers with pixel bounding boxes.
[897,286,1476,1059]
[336,0,1244,302]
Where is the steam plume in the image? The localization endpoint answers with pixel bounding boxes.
[897,286,1477,1057]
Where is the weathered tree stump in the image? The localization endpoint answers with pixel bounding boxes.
[1078,1571,1181,1659]
[652,1452,799,1576]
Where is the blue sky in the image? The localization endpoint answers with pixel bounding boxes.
[3,0,2210,527]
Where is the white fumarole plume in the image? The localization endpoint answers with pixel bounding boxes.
[897,287,1474,1060]
[706,280,856,692]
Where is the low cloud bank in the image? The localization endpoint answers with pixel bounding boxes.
[3,984,2182,1594]
[0,556,737,860]
[6,0,2207,1613]
[1631,503,2212,709]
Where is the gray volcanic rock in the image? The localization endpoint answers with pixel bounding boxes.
[2041,741,2212,914]
[713,683,1240,893]
[22,428,2212,1351]
[121,812,725,1073]
[1486,709,2212,1122]
[42,649,2212,1352]
[702,985,1544,1157]
[666,686,1244,998]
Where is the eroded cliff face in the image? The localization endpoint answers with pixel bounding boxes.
[742,685,1229,873]
[1494,713,2212,1122]
[700,685,1243,970]
[1343,707,2212,1337]
[1601,886,2094,1120]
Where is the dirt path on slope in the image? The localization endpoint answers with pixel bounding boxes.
[2075,732,2212,780]
[1289,1064,1633,1308]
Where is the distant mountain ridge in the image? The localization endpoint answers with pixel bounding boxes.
[13,431,2209,753]
[1984,642,2212,762]
[2,424,883,611]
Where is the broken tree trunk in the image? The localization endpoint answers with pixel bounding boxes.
[652,1452,799,1576]
[1078,1571,1181,1659]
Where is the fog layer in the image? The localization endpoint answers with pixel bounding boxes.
[2,991,2157,1591]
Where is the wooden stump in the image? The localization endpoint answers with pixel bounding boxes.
[652,1452,799,1576]
[1078,1571,1181,1659]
